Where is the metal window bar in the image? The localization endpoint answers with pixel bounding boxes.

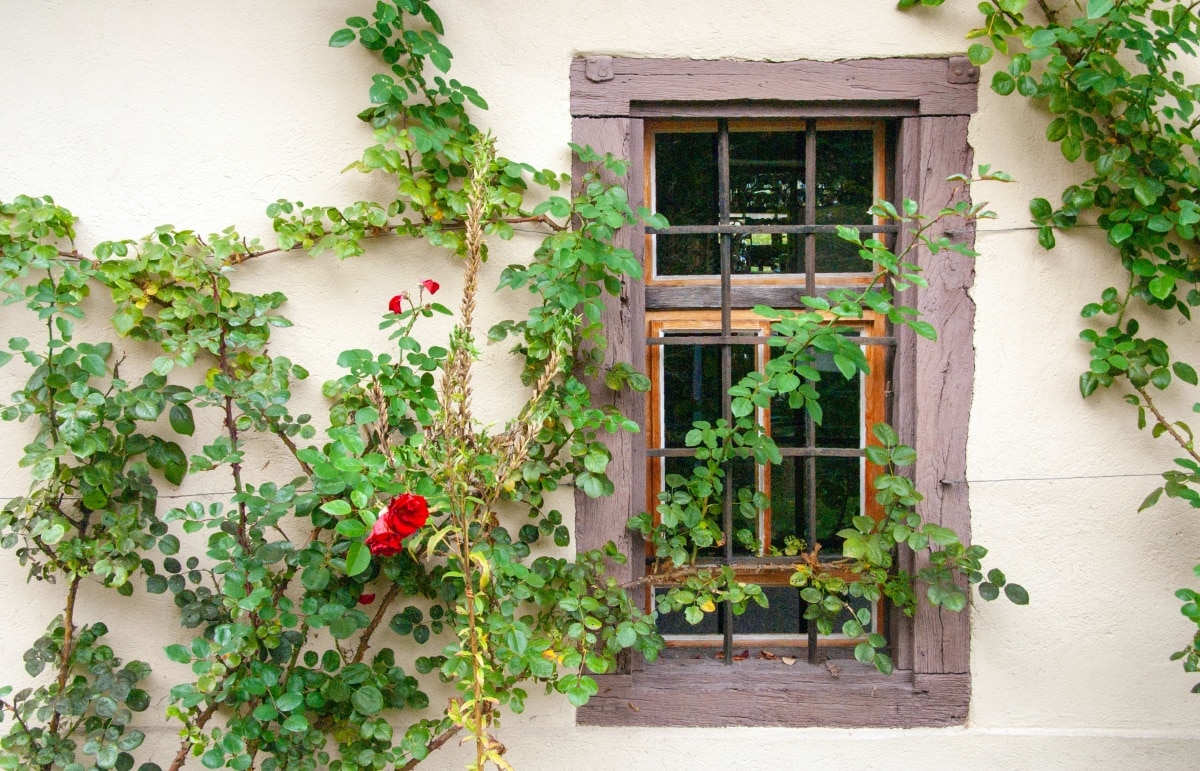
[717,119,735,665]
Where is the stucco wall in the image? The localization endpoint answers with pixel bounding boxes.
[2,1,1199,768]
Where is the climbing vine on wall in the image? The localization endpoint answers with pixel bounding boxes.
[900,0,1200,687]
[0,2,1022,770]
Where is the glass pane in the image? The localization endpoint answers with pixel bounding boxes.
[663,456,757,556]
[768,345,862,450]
[661,337,754,447]
[814,352,861,449]
[734,232,800,275]
[769,456,862,554]
[655,132,718,276]
[655,132,717,226]
[815,456,862,552]
[733,586,806,636]
[730,131,804,275]
[769,456,804,553]
[654,587,720,636]
[660,335,760,554]
[655,586,873,640]
[816,130,875,273]
[657,233,720,276]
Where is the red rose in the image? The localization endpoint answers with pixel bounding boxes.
[358,593,376,605]
[365,493,430,556]
[420,279,439,295]
[388,294,405,314]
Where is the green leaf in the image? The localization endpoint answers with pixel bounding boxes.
[923,524,959,547]
[336,520,368,538]
[1060,136,1081,162]
[275,692,303,712]
[1109,223,1133,244]
[321,500,352,516]
[909,320,937,341]
[1138,487,1164,511]
[991,71,1016,96]
[329,28,357,47]
[967,43,993,66]
[252,703,278,721]
[281,714,308,733]
[1174,362,1198,386]
[978,581,1000,601]
[169,404,195,436]
[1004,583,1030,605]
[345,542,372,576]
[351,685,385,715]
[1087,0,1115,18]
[164,645,191,664]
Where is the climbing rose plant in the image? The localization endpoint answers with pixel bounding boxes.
[0,2,1022,769]
[899,0,1200,689]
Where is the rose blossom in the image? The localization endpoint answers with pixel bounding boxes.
[365,493,430,556]
[358,593,376,605]
[388,294,405,314]
[420,279,439,294]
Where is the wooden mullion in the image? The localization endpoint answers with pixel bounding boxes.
[570,117,646,594]
[909,115,974,676]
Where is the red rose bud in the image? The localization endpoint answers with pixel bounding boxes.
[365,493,431,556]
[358,593,376,605]
[420,279,439,295]
[388,294,405,314]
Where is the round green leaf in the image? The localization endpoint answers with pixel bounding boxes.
[351,685,385,715]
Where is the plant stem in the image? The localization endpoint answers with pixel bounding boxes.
[167,703,219,771]
[458,524,487,768]
[397,725,463,771]
[1136,385,1200,464]
[44,574,81,744]
[352,583,402,664]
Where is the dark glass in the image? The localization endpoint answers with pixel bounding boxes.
[768,346,863,450]
[656,586,808,637]
[654,587,720,636]
[662,337,754,447]
[730,131,804,274]
[655,132,718,276]
[656,233,720,276]
[660,335,760,554]
[655,586,873,639]
[768,456,862,554]
[816,130,875,272]
[734,586,806,635]
[653,127,876,276]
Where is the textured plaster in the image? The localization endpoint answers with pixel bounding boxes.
[2,1,1200,767]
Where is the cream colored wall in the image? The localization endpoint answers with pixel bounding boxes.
[2,1,1199,768]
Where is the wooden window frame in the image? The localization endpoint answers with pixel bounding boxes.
[644,311,888,653]
[571,56,979,728]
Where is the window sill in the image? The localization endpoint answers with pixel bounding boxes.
[577,658,968,727]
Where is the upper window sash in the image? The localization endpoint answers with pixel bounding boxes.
[645,119,890,286]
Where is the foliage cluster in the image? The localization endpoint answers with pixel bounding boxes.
[0,2,1020,770]
[900,0,1200,688]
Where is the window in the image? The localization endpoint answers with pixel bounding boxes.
[571,56,979,727]
[644,119,890,658]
